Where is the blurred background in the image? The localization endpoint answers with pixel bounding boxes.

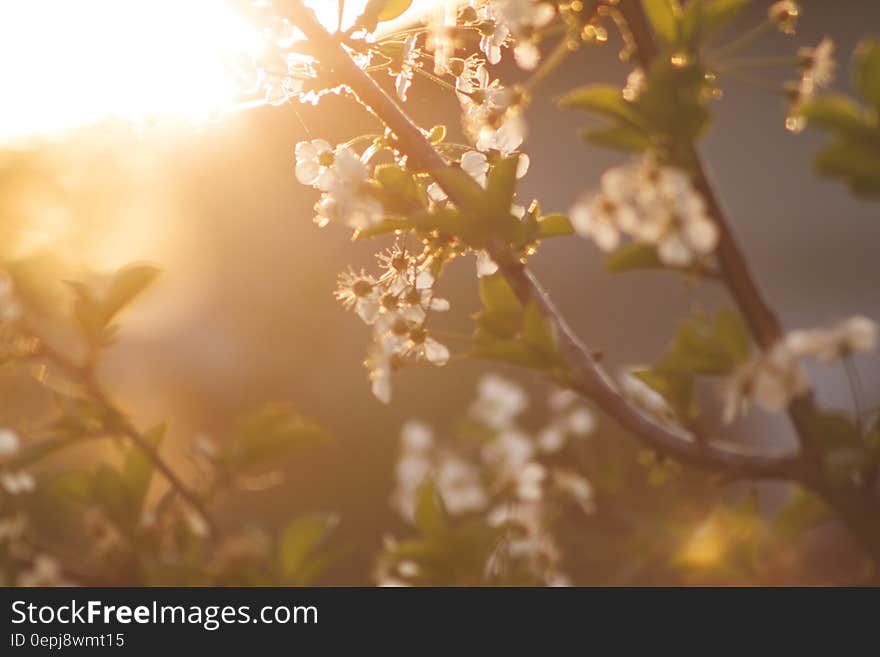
[0,0,878,583]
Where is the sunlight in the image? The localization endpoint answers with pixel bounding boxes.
[0,0,440,144]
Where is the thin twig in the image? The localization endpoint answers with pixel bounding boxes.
[27,327,219,538]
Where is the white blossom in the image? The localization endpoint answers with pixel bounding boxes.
[572,157,719,266]
[479,21,509,65]
[515,461,546,501]
[489,0,555,70]
[458,64,526,155]
[570,193,633,251]
[0,429,20,459]
[401,326,451,366]
[335,268,381,324]
[786,316,876,363]
[623,68,646,102]
[314,189,383,230]
[722,343,808,423]
[537,388,595,452]
[552,469,595,514]
[475,251,500,277]
[401,420,434,452]
[482,429,535,473]
[470,374,528,430]
[0,471,35,495]
[17,555,69,587]
[436,455,488,514]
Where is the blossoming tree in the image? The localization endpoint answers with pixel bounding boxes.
[1,0,879,586]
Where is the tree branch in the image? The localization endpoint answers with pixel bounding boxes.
[614,0,880,562]
[287,0,804,481]
[29,329,219,538]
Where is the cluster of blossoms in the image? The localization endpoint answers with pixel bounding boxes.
[479,0,556,71]
[723,316,877,423]
[570,156,720,267]
[430,0,558,73]
[382,374,595,586]
[221,7,326,109]
[294,134,531,401]
[455,59,527,155]
[0,429,61,586]
[335,246,451,403]
[404,1,562,151]
[295,139,384,230]
[287,1,565,400]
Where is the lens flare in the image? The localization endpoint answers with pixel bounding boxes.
[0,0,439,144]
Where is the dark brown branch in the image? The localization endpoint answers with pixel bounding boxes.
[615,0,880,562]
[288,0,804,481]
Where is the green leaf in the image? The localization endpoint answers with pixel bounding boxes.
[558,85,646,129]
[581,124,652,152]
[713,306,750,365]
[476,273,523,338]
[855,39,880,111]
[816,412,865,483]
[797,95,876,141]
[658,307,750,375]
[486,156,520,221]
[604,243,665,272]
[522,301,560,362]
[68,264,159,347]
[353,218,411,240]
[682,0,750,46]
[478,273,521,315]
[632,368,694,418]
[414,478,448,539]
[537,213,574,239]
[372,164,423,215]
[373,0,412,21]
[636,306,749,418]
[429,166,486,215]
[474,329,550,368]
[91,464,133,528]
[235,404,329,470]
[122,423,165,514]
[48,470,93,504]
[635,58,711,143]
[642,0,680,45]
[280,513,339,580]
[428,124,447,144]
[103,264,160,325]
[814,139,880,198]
[67,281,105,345]
[775,488,831,539]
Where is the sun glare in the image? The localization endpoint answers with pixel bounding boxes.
[0,0,437,144]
